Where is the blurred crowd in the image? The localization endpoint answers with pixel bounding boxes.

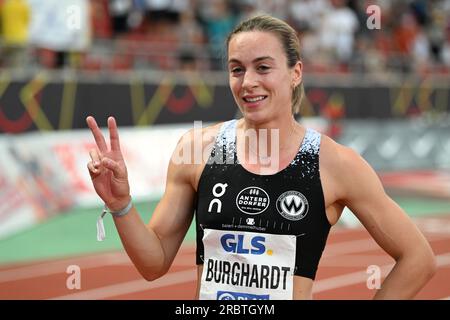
[1,0,450,74]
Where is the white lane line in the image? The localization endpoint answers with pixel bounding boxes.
[323,238,379,257]
[323,233,450,258]
[313,253,450,294]
[320,255,394,267]
[3,238,375,283]
[1,231,445,283]
[11,240,376,283]
[414,217,450,235]
[0,252,130,283]
[53,253,450,300]
[436,253,450,266]
[313,264,394,294]
[328,227,366,234]
[48,253,450,300]
[0,246,196,283]
[0,251,126,271]
[50,268,197,300]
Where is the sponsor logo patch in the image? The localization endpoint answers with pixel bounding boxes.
[220,233,267,255]
[246,218,255,226]
[217,291,270,300]
[276,191,309,221]
[236,187,270,215]
[208,183,228,213]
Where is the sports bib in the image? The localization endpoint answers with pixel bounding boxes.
[199,229,296,300]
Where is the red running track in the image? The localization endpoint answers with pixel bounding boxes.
[0,215,449,300]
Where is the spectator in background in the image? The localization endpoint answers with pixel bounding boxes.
[197,0,238,70]
[234,0,289,22]
[0,0,30,68]
[236,0,261,22]
[27,0,92,69]
[289,0,330,33]
[288,0,331,72]
[254,0,288,20]
[426,3,447,66]
[92,0,113,39]
[175,5,206,70]
[441,24,450,69]
[392,10,419,73]
[144,0,187,24]
[0,0,447,74]
[109,0,133,36]
[440,2,450,71]
[351,35,388,75]
[318,0,359,69]
[412,27,431,73]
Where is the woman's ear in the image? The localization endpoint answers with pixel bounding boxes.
[292,61,303,88]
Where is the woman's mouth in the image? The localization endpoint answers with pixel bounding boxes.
[242,95,267,107]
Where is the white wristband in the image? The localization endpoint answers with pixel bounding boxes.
[106,198,133,217]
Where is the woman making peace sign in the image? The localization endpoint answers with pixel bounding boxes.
[87,15,435,300]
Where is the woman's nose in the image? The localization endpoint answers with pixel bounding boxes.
[241,71,259,90]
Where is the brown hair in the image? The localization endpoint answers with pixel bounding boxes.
[226,14,303,114]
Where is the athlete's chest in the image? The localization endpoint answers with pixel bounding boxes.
[196,165,323,236]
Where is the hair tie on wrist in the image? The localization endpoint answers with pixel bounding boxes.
[96,198,132,242]
[106,198,133,217]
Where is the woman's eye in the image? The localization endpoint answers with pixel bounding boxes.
[230,67,243,74]
[258,65,270,72]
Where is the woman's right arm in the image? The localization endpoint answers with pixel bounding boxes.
[86,116,196,281]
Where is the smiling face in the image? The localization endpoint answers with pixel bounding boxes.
[227,31,302,125]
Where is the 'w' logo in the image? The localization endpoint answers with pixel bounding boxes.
[283,197,303,213]
[276,191,309,221]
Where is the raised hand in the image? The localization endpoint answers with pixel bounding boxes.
[86,116,131,211]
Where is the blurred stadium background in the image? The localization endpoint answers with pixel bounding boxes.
[0,0,450,300]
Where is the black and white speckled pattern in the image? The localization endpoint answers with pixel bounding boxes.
[289,128,321,180]
[207,119,238,165]
[208,119,321,179]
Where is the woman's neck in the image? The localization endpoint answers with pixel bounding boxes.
[237,116,304,166]
[239,116,300,146]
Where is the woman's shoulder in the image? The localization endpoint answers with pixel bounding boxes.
[319,132,366,173]
[318,132,376,201]
[171,121,230,165]
[170,122,230,187]
[178,121,226,146]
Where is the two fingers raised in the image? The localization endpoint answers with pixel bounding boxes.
[86,116,124,178]
[86,116,121,153]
